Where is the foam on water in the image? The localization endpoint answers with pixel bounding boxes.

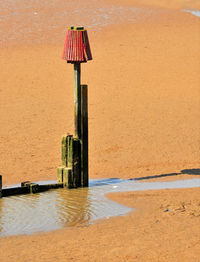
[0,178,200,237]
[0,3,152,45]
[184,10,200,17]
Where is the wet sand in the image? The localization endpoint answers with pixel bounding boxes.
[0,0,200,260]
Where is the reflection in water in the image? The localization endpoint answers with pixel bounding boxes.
[0,179,131,237]
[56,188,91,226]
[0,178,200,237]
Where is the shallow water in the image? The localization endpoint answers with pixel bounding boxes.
[0,1,153,46]
[184,10,200,17]
[0,178,200,237]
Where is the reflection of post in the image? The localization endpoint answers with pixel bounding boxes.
[56,188,91,226]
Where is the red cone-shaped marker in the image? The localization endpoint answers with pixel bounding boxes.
[62,26,92,63]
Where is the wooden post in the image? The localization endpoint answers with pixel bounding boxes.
[67,135,74,169]
[57,166,64,183]
[81,85,88,187]
[65,136,81,188]
[57,166,73,188]
[63,168,73,188]
[61,27,92,188]
[74,63,81,139]
[72,138,81,188]
[0,175,2,198]
[29,183,39,194]
[61,135,68,166]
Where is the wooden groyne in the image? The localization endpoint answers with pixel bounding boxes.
[0,27,92,197]
[0,176,63,198]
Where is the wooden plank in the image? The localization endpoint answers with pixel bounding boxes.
[81,85,88,187]
[2,187,30,197]
[38,183,63,191]
[2,183,64,198]
[20,182,39,194]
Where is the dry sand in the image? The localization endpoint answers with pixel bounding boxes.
[0,0,200,261]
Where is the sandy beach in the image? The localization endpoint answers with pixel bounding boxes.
[0,0,200,260]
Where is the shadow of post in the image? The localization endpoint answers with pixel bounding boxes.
[130,168,200,181]
[181,168,200,175]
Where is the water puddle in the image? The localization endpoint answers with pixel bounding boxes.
[0,178,200,237]
[184,10,200,18]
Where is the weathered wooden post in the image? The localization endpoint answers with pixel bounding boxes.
[57,26,92,188]
[81,85,88,187]
[74,62,81,138]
